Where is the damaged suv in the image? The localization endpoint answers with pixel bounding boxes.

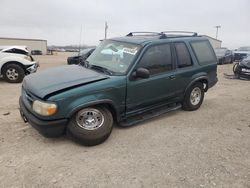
[0,46,39,83]
[19,31,218,146]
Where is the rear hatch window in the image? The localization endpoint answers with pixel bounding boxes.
[190,40,217,65]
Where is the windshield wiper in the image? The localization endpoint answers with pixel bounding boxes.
[89,65,113,75]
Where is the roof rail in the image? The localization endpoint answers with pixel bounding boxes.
[126,32,167,39]
[126,32,162,37]
[125,31,198,39]
[161,31,198,37]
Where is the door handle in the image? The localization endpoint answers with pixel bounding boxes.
[169,75,176,80]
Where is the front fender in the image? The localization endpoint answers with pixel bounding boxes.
[46,76,126,122]
[1,56,32,65]
[0,56,34,71]
[65,99,121,121]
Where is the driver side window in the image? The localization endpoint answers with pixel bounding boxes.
[137,43,173,75]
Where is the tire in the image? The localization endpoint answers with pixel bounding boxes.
[233,63,239,74]
[67,106,113,146]
[2,63,25,83]
[230,57,234,64]
[222,57,225,65]
[182,82,204,111]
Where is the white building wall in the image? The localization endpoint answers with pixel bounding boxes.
[202,35,222,49]
[0,38,47,54]
[207,39,221,49]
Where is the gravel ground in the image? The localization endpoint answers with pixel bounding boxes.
[0,53,249,188]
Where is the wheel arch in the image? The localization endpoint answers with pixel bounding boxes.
[185,76,209,95]
[0,61,25,74]
[66,99,121,123]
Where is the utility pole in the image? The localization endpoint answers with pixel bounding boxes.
[105,21,108,39]
[79,25,83,52]
[214,25,221,39]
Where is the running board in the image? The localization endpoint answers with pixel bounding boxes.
[120,103,182,127]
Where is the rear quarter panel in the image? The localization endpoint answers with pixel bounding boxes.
[187,38,218,88]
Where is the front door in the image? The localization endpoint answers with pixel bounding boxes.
[126,43,177,113]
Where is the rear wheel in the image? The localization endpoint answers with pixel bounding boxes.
[230,57,234,64]
[222,57,225,64]
[182,82,204,111]
[2,63,25,83]
[233,63,239,74]
[67,106,113,146]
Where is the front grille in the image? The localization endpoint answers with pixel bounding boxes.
[25,91,34,105]
[21,87,35,108]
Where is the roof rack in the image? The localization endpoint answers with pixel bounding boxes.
[125,31,198,39]
[126,32,167,39]
[161,31,198,37]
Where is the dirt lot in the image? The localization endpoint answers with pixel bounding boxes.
[0,52,249,188]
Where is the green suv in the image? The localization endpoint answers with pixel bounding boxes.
[19,31,218,146]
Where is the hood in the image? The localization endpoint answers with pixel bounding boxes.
[23,65,109,99]
[240,60,250,68]
[233,51,250,54]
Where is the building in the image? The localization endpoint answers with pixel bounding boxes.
[0,37,47,54]
[202,35,222,49]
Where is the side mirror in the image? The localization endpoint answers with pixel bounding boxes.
[133,68,150,79]
[79,59,85,65]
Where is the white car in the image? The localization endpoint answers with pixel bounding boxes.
[0,46,39,83]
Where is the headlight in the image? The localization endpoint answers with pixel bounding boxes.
[32,100,57,116]
[24,56,32,61]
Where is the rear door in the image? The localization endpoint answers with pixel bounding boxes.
[171,42,194,96]
[126,43,178,113]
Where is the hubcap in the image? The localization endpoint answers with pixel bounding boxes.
[76,109,104,130]
[6,68,19,80]
[190,87,202,106]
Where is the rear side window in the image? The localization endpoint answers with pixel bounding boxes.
[190,40,216,65]
[174,43,192,68]
[137,44,172,75]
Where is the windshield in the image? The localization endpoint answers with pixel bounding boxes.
[79,48,93,56]
[238,47,250,51]
[243,55,250,61]
[87,40,141,75]
[214,48,226,56]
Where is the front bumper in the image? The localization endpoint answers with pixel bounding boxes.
[234,63,250,79]
[19,97,68,137]
[25,62,39,74]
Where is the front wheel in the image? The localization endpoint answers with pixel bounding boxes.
[67,106,113,146]
[2,63,25,83]
[182,82,204,111]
